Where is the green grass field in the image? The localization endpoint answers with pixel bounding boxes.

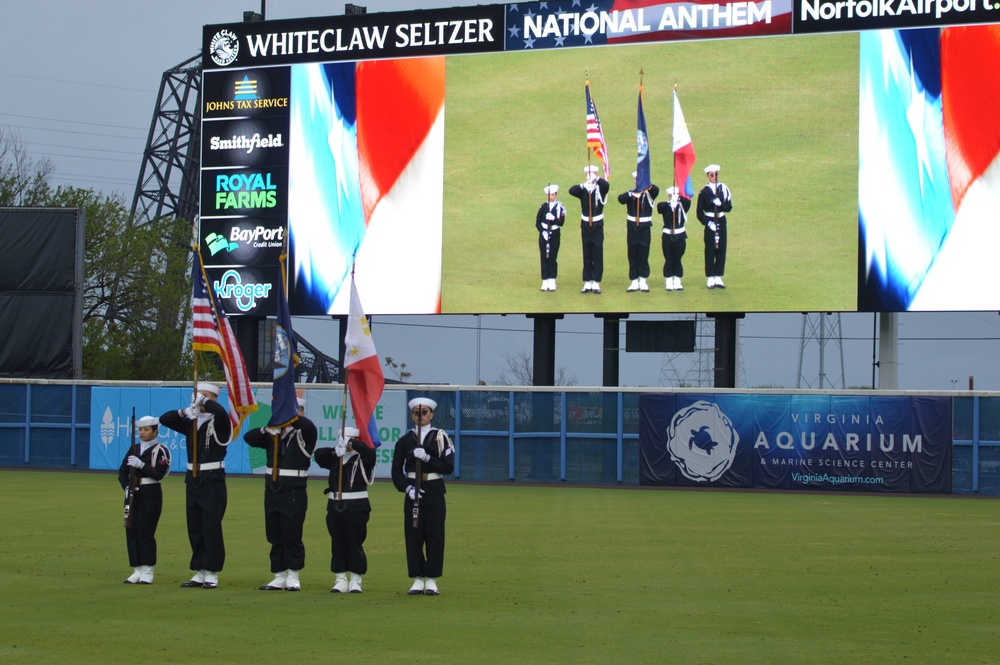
[1,471,997,664]
[441,33,859,314]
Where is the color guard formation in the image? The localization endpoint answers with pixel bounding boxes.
[117,388,454,597]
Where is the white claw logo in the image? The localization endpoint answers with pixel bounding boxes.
[666,400,739,482]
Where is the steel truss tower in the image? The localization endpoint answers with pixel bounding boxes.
[130,54,202,225]
[796,313,846,389]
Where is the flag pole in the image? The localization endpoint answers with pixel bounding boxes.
[585,73,594,226]
[673,82,678,193]
[337,267,354,506]
[271,238,292,486]
[190,231,200,481]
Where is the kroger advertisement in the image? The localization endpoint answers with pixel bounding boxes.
[639,394,952,492]
[88,386,407,479]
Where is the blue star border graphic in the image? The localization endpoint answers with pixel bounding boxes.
[506,1,617,50]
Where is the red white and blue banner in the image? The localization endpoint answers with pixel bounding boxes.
[639,394,952,492]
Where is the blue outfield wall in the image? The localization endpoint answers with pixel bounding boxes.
[0,381,997,496]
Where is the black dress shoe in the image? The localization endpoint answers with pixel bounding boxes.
[259,584,283,590]
[202,581,218,589]
[180,580,204,588]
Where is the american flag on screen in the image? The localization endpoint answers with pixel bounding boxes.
[191,247,257,435]
[585,81,610,180]
[858,25,1000,311]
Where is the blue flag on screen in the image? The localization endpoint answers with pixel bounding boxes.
[635,86,651,191]
[268,254,299,428]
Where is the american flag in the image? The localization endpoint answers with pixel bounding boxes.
[585,81,610,180]
[191,247,257,436]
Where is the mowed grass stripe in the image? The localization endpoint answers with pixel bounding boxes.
[1,471,997,664]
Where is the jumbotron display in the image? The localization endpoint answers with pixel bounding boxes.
[201,1,1000,316]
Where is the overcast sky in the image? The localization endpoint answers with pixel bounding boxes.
[3,0,999,390]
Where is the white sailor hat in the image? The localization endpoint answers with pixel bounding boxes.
[665,186,679,196]
[196,381,220,396]
[704,164,721,174]
[341,426,360,438]
[544,184,559,195]
[584,165,599,174]
[136,415,159,428]
[408,397,437,411]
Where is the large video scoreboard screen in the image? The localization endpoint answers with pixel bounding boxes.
[201,1,1000,316]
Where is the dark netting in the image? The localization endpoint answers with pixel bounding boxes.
[460,391,510,432]
[0,384,26,423]
[0,429,25,466]
[514,436,560,482]
[978,445,1000,495]
[30,384,74,424]
[455,435,509,482]
[565,392,619,434]
[27,427,73,467]
[978,397,1000,441]
[952,446,973,494]
[953,396,973,441]
[565,437,617,483]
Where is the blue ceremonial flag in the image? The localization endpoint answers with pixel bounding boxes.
[635,84,651,191]
[268,251,300,428]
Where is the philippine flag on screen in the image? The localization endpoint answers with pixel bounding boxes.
[288,58,445,315]
[859,26,1000,311]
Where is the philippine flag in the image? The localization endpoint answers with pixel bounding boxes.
[672,88,696,198]
[858,26,1000,312]
[288,57,445,316]
[344,277,384,449]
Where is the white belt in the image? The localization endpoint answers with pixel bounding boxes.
[662,227,686,235]
[581,214,604,222]
[264,467,309,478]
[139,478,160,485]
[407,472,443,480]
[703,211,725,218]
[329,491,368,500]
[539,223,561,231]
[627,216,652,223]
[187,461,225,471]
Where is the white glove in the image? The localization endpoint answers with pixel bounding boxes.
[334,440,348,457]
[542,231,549,241]
[406,486,425,501]
[264,427,281,436]
[184,405,200,420]
[413,448,430,462]
[671,193,679,204]
[545,212,555,221]
[127,455,144,469]
[712,197,722,207]
[708,222,717,232]
[193,393,208,407]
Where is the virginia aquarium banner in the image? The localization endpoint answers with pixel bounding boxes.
[639,394,952,493]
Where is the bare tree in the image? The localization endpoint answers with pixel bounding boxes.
[494,350,578,386]
[0,128,54,207]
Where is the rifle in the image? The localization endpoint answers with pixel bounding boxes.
[411,421,423,529]
[123,408,137,528]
